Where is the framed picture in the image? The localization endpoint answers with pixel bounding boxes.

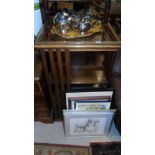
[75,101,111,110]
[68,96,111,109]
[63,110,116,137]
[66,89,114,109]
[70,100,111,110]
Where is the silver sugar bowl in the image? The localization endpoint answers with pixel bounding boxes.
[78,18,91,35]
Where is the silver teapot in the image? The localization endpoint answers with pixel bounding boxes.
[53,9,71,34]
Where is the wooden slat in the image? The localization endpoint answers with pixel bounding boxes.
[104,51,117,82]
[56,49,65,110]
[104,0,111,23]
[104,52,112,82]
[108,52,118,81]
[65,49,71,90]
[107,23,120,41]
[49,49,61,116]
[40,49,55,116]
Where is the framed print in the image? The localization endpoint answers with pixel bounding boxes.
[74,101,111,110]
[68,96,111,109]
[63,110,116,137]
[66,90,114,109]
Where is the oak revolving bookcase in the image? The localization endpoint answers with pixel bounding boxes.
[34,0,121,119]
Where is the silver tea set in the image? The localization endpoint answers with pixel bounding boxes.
[52,8,97,35]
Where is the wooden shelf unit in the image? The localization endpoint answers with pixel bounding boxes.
[34,0,121,119]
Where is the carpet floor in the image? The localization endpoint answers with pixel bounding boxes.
[34,143,90,155]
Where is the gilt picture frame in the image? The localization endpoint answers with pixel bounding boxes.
[63,110,116,137]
